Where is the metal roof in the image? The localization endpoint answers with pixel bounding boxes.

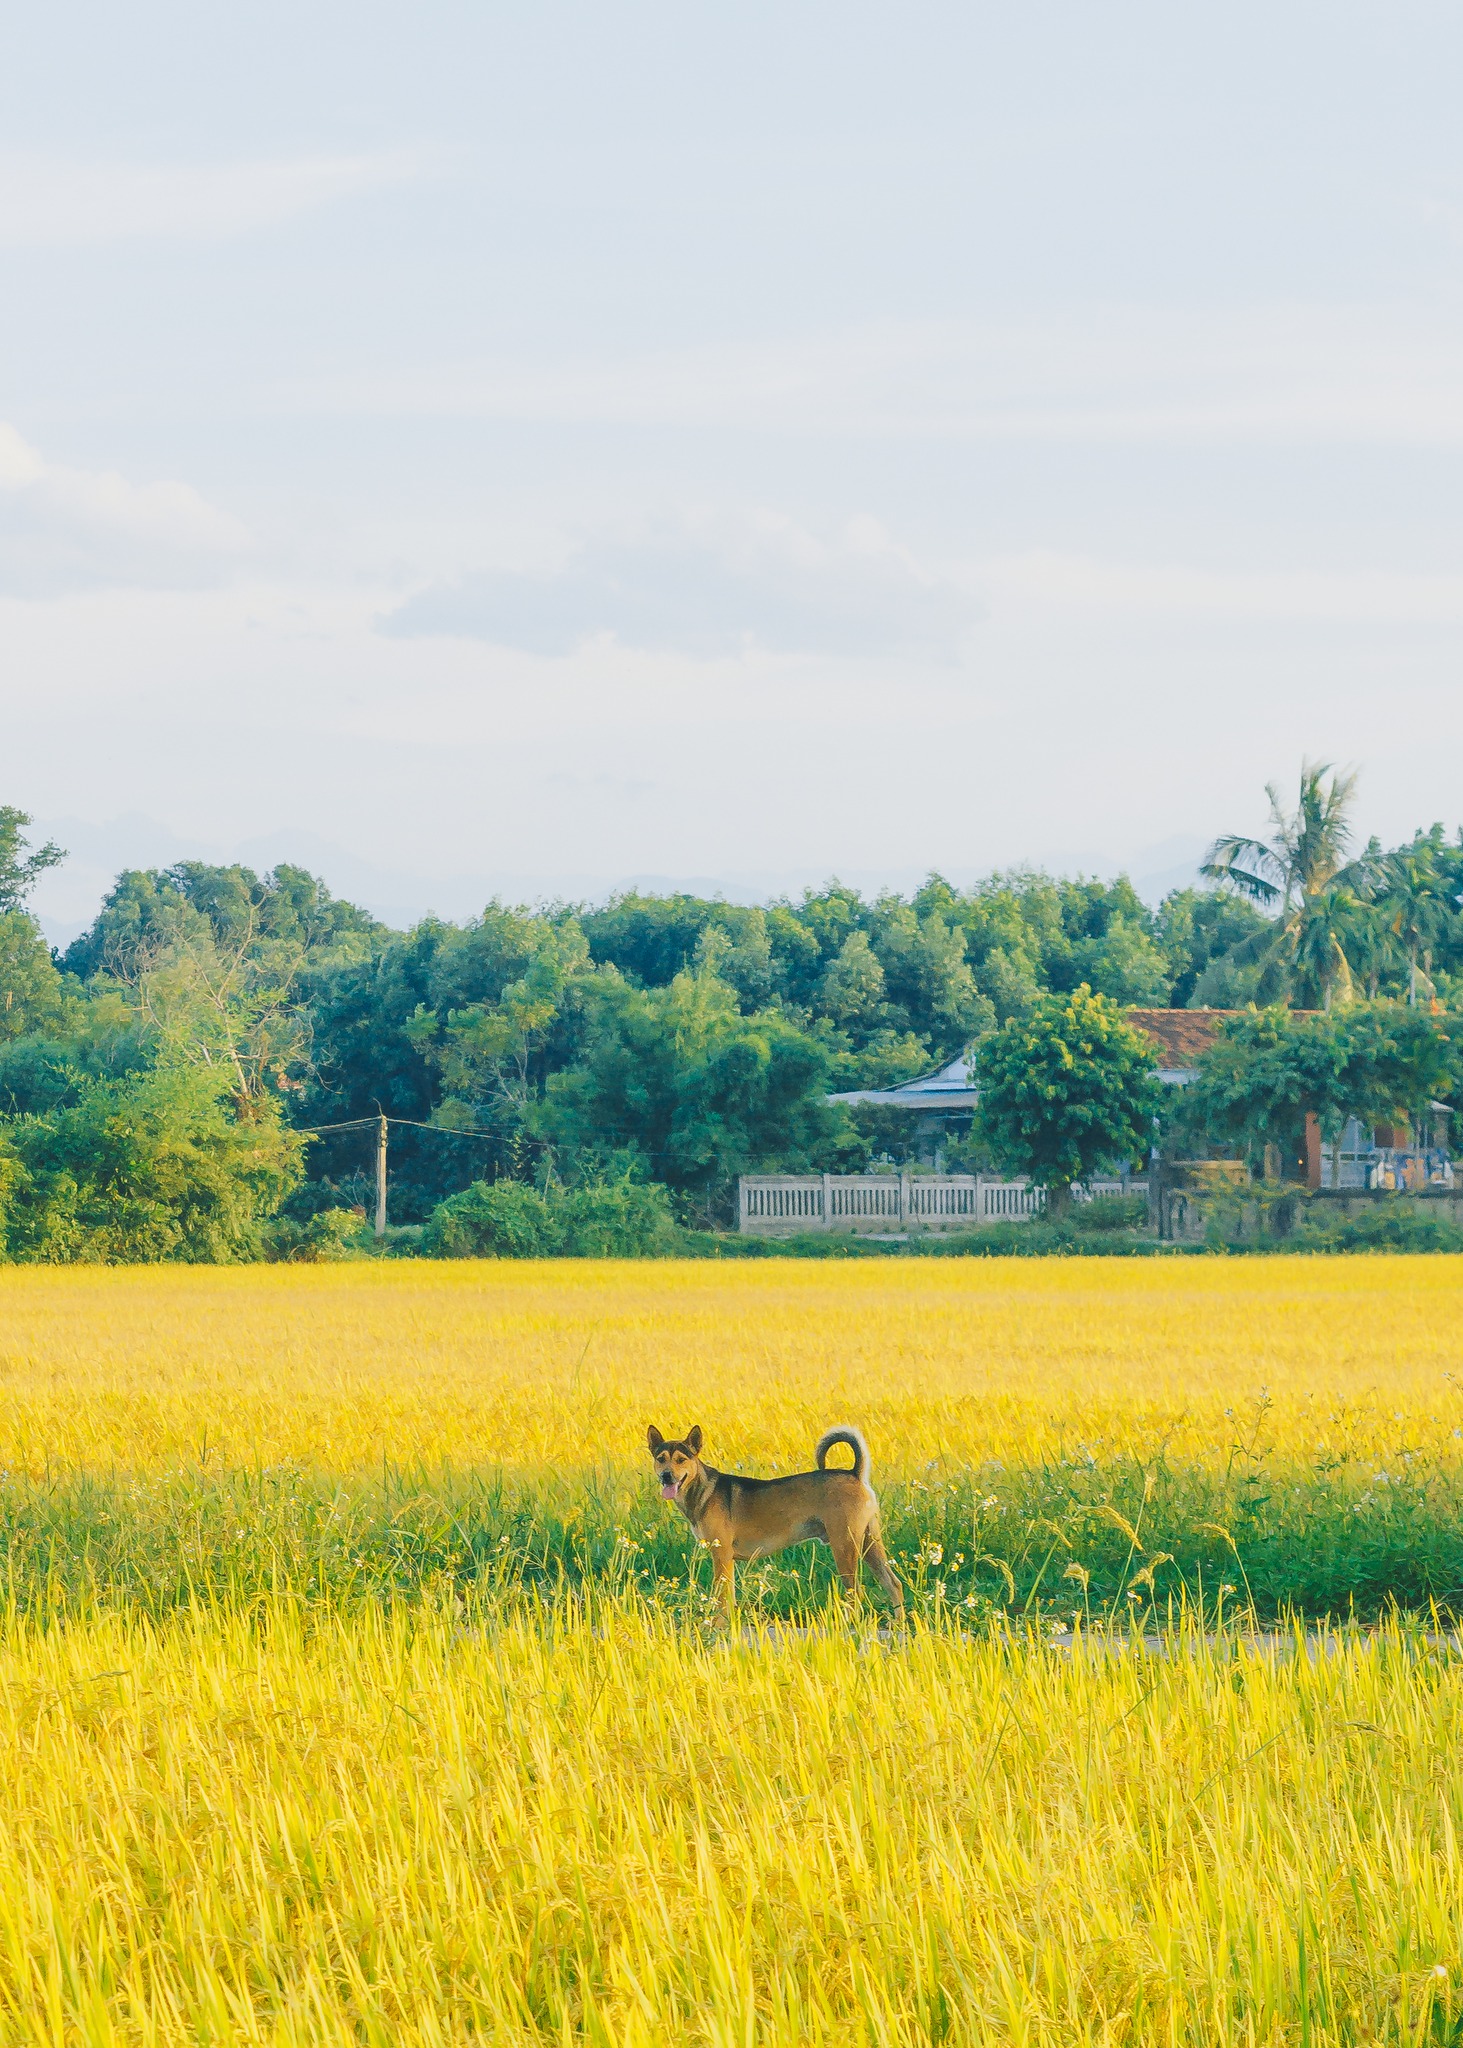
[828,1053,979,1110]
[831,1029,1204,1109]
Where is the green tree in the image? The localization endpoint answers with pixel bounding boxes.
[1201,762,1376,1007]
[1371,834,1451,1006]
[581,893,774,1011]
[62,861,378,983]
[131,919,315,1104]
[818,930,888,1029]
[537,958,851,1221]
[1153,887,1270,1008]
[0,809,64,915]
[1070,912,1171,1006]
[1337,1003,1455,1132]
[0,1067,303,1263]
[0,913,74,1044]
[0,810,74,1046]
[1185,1008,1348,1174]
[972,984,1161,1215]
[406,912,590,1131]
[1186,1002,1456,1177]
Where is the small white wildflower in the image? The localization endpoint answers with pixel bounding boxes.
[1433,1964,1449,1979]
[925,1543,944,1567]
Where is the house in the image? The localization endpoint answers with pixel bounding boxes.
[826,1016,1224,1167]
[1125,1010,1454,1191]
[1123,1009,1239,1084]
[829,1011,1232,1124]
[829,1009,1454,1188]
[828,1052,979,1115]
[827,1053,978,1167]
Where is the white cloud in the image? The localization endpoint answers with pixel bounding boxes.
[0,150,425,247]
[381,514,976,658]
[290,304,1463,449]
[979,551,1463,625]
[0,423,249,596]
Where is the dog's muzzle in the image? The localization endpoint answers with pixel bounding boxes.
[659,1474,680,1499]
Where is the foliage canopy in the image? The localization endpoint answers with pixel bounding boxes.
[973,985,1162,1208]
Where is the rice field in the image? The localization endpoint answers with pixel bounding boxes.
[2,1257,1463,2041]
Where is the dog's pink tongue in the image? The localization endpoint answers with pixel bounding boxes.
[660,1477,678,1497]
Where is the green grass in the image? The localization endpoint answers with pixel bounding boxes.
[3,1441,1461,1626]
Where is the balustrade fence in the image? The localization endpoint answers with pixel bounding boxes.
[738,1173,1146,1236]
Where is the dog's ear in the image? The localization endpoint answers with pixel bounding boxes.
[647,1425,665,1453]
[685,1425,703,1456]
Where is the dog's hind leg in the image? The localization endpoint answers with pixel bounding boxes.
[861,1527,905,1619]
[828,1529,864,1609]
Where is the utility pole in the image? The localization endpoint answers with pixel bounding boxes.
[374,1114,388,1237]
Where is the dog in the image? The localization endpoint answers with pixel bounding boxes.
[647,1423,903,1619]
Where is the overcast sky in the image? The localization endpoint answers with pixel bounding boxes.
[6,2,1463,933]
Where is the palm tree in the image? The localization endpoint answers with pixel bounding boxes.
[1370,830,1450,1006]
[1201,762,1377,1008]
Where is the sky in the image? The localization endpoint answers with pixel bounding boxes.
[5,2,1463,937]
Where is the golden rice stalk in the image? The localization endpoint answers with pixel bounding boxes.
[974,1554,1016,1602]
[1089,1503,1144,1547]
[1128,1552,1174,1594]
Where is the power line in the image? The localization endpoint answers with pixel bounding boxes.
[387,1116,502,1138]
[294,1109,503,1241]
[294,1114,500,1139]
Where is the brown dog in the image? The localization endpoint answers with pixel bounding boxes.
[647,1423,903,1619]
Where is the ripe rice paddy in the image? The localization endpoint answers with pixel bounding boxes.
[2,1257,1463,2040]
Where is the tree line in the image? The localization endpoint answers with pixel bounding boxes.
[0,764,1460,1258]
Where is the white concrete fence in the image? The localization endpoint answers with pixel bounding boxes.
[738,1173,1147,1236]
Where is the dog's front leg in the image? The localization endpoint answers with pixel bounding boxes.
[709,1538,734,1622]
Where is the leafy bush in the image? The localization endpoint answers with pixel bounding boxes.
[421,1177,679,1259]
[1073,1194,1148,1233]
[0,1069,304,1264]
[553,1180,681,1256]
[264,1207,373,1262]
[1300,1202,1463,1254]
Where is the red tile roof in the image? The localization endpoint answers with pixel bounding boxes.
[1125,1009,1240,1067]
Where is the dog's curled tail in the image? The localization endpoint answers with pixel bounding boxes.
[815,1426,870,1484]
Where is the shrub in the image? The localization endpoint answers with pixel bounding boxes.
[1074,1193,1148,1233]
[1301,1202,1463,1254]
[0,1069,303,1264]
[422,1182,558,1258]
[421,1178,679,1259]
[552,1180,681,1257]
[264,1208,374,1263]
